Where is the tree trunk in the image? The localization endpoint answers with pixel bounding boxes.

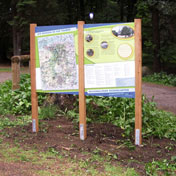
[13,26,22,56]
[168,17,175,42]
[152,8,161,72]
[12,0,21,56]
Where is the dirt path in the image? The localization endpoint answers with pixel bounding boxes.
[0,72,11,83]
[142,82,176,114]
[0,66,29,83]
[0,70,175,114]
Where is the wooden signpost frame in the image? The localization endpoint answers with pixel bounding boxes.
[30,19,142,145]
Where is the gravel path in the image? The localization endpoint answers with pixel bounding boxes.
[0,71,175,114]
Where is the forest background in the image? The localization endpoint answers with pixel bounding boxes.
[0,0,176,73]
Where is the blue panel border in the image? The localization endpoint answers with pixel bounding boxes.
[49,91,135,98]
[35,22,133,32]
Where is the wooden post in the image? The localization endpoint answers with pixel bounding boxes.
[78,21,87,140]
[135,19,142,145]
[30,24,39,132]
[11,56,20,90]
[11,55,30,90]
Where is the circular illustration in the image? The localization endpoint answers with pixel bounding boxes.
[118,44,133,58]
[86,49,94,57]
[85,34,93,42]
[101,41,108,49]
[112,25,134,38]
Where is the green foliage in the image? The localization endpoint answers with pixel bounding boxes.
[48,147,60,155]
[87,0,119,23]
[0,142,139,176]
[160,43,176,65]
[8,0,37,28]
[0,115,31,130]
[0,74,46,115]
[39,105,58,120]
[135,0,153,66]
[143,72,176,86]
[136,0,176,70]
[142,96,176,140]
[66,96,135,137]
[0,0,11,37]
[66,95,176,140]
[1,0,176,73]
[0,73,175,140]
[145,159,176,176]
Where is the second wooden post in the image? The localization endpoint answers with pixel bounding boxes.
[78,21,87,140]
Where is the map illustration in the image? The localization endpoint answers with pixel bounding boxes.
[37,34,78,90]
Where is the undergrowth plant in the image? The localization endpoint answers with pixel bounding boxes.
[143,72,176,86]
[66,95,176,140]
[39,105,59,120]
[0,74,46,115]
[0,115,31,130]
[0,75,176,141]
[145,159,176,176]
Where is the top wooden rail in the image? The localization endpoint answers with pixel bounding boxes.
[11,55,30,63]
[11,55,30,90]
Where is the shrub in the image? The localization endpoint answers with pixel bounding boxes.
[0,74,46,115]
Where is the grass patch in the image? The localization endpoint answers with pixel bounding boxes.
[0,68,11,72]
[105,164,138,176]
[0,115,31,130]
[0,145,38,162]
[0,143,139,176]
[0,67,29,72]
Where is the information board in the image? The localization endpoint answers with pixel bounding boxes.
[35,23,135,98]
